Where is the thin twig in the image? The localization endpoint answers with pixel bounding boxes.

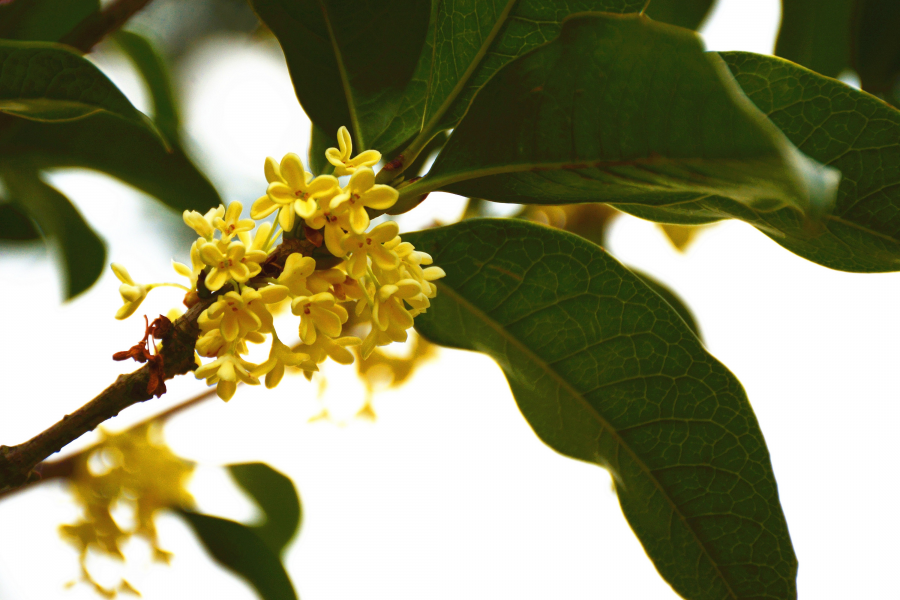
[60,0,157,54]
[0,298,213,493]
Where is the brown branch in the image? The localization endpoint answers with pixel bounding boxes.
[0,298,213,493]
[60,0,156,54]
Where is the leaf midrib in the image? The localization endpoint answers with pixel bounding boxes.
[432,277,739,600]
[318,0,363,148]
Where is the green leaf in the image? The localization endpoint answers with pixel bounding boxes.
[1,165,105,298]
[177,511,298,600]
[645,0,715,30]
[707,52,900,272]
[381,0,649,166]
[227,462,302,557]
[628,268,702,340]
[406,219,796,600]
[413,14,838,220]
[249,0,431,151]
[0,0,98,43]
[0,41,149,125]
[0,111,220,214]
[113,30,180,146]
[851,0,900,104]
[308,122,335,176]
[774,0,854,78]
[0,203,40,241]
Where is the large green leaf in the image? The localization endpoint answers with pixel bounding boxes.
[113,30,181,146]
[1,165,105,298]
[628,268,702,340]
[0,0,98,43]
[696,52,900,273]
[409,14,837,220]
[178,510,298,600]
[227,462,302,557]
[774,0,854,79]
[249,0,430,150]
[0,112,220,214]
[407,219,796,600]
[378,0,648,168]
[0,41,149,125]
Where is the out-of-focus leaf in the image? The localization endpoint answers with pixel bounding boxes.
[416,15,838,219]
[711,52,900,272]
[0,112,220,213]
[1,165,105,298]
[403,130,448,179]
[0,203,40,241]
[227,462,301,557]
[628,267,702,339]
[0,0,98,43]
[0,41,150,125]
[851,0,900,104]
[177,511,298,600]
[113,30,180,145]
[249,0,430,151]
[775,0,854,78]
[407,219,796,599]
[646,0,716,30]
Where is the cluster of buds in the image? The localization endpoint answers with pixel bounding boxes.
[112,127,444,401]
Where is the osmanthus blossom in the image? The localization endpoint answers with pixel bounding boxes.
[110,125,445,401]
[325,125,381,176]
[252,153,339,231]
[331,167,399,234]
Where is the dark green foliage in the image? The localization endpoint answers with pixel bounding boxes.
[228,462,302,557]
[249,0,431,151]
[424,14,837,218]
[408,219,796,600]
[775,0,854,78]
[1,166,105,299]
[178,512,298,600]
[0,203,40,241]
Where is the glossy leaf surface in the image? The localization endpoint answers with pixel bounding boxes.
[0,112,220,214]
[851,0,900,104]
[0,41,148,124]
[407,219,796,600]
[228,462,302,557]
[178,511,298,600]
[1,167,105,298]
[695,52,900,273]
[249,0,430,150]
[422,14,838,220]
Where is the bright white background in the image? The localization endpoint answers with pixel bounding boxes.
[1,0,899,598]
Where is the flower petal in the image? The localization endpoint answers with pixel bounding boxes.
[362,185,399,210]
[349,206,369,235]
[280,153,307,190]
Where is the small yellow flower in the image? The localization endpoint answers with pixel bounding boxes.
[325,126,381,176]
[253,153,339,231]
[277,253,316,296]
[244,284,289,333]
[304,191,351,257]
[195,354,260,401]
[111,263,151,320]
[183,206,224,240]
[298,334,361,366]
[199,241,251,291]
[372,279,421,333]
[331,167,399,234]
[290,292,348,345]
[252,335,315,389]
[173,239,205,290]
[341,221,401,279]
[206,290,262,342]
[214,201,255,241]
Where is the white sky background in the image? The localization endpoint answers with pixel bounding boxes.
[1,0,899,598]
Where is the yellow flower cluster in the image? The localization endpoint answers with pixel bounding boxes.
[112,127,444,401]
